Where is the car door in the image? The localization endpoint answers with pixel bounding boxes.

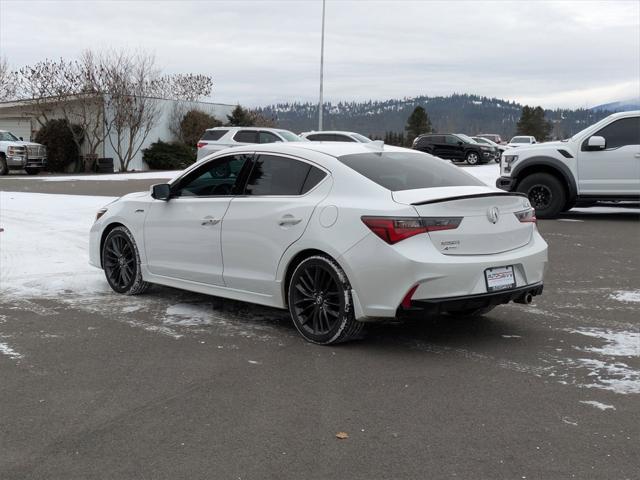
[143,154,253,285]
[221,154,330,296]
[443,135,462,160]
[577,117,640,195]
[429,135,446,157]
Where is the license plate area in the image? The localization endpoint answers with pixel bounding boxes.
[485,266,516,292]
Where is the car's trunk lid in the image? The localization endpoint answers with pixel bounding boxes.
[392,187,533,255]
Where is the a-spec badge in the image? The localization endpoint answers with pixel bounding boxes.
[487,206,500,224]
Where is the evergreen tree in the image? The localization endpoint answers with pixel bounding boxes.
[405,106,432,143]
[226,105,254,126]
[516,106,552,141]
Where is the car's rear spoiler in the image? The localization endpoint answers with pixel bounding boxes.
[411,191,528,206]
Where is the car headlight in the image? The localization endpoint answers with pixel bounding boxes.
[95,208,108,222]
[480,146,491,151]
[502,154,518,174]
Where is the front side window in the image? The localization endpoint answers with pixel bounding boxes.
[445,135,461,145]
[173,155,251,197]
[331,134,356,142]
[351,133,372,143]
[590,117,640,150]
[0,131,19,141]
[259,131,281,144]
[338,152,484,191]
[233,130,258,143]
[307,133,334,141]
[245,155,321,196]
[277,130,302,142]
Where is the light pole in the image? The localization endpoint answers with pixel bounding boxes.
[318,0,326,131]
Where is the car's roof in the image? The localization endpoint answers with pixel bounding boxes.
[301,130,360,136]
[206,141,410,159]
[205,126,292,132]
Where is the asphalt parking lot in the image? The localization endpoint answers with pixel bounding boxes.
[1,176,639,479]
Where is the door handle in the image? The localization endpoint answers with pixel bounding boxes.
[278,215,302,226]
[201,216,220,226]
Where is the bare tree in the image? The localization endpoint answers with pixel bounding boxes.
[0,56,17,101]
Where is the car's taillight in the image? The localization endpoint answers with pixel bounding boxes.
[361,216,462,244]
[514,208,536,223]
[197,142,207,148]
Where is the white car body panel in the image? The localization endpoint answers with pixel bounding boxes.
[91,142,548,321]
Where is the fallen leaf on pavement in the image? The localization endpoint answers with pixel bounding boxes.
[335,432,349,439]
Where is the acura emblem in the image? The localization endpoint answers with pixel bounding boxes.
[487,206,500,224]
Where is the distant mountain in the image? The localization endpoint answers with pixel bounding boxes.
[256,94,615,140]
[590,98,640,112]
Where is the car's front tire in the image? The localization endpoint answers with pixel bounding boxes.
[0,154,8,175]
[517,173,566,219]
[101,226,150,295]
[466,152,480,165]
[288,255,364,345]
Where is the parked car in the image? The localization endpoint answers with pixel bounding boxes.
[196,127,303,160]
[300,131,372,143]
[90,142,547,345]
[472,136,508,162]
[497,111,640,218]
[0,130,47,175]
[476,133,504,144]
[507,136,537,148]
[412,133,496,164]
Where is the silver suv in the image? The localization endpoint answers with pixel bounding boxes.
[196,127,303,160]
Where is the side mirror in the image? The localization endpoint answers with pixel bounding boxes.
[151,183,171,201]
[587,136,606,150]
[457,141,463,146]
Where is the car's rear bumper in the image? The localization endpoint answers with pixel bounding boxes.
[339,230,548,321]
[496,176,516,191]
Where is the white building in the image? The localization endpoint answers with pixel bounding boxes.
[0,96,235,171]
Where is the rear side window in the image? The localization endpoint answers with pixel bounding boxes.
[307,133,334,141]
[301,166,327,193]
[591,117,640,149]
[338,152,484,191]
[201,130,227,141]
[233,130,258,143]
[245,155,314,195]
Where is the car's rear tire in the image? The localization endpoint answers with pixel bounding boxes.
[466,152,480,165]
[24,167,39,175]
[517,173,566,219]
[288,255,364,345]
[0,154,8,175]
[101,226,150,295]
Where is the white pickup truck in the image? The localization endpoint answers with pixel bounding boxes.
[0,130,47,175]
[496,111,640,218]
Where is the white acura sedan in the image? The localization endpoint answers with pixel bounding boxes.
[90,142,547,344]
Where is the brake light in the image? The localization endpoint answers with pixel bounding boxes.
[197,142,207,148]
[514,208,536,223]
[361,216,462,244]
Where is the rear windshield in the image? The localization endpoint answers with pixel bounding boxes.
[201,130,228,141]
[338,152,484,191]
[511,137,530,143]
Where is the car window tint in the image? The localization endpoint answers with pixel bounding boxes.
[307,133,333,141]
[174,155,250,197]
[233,130,258,143]
[431,135,444,143]
[259,131,281,144]
[445,135,460,145]
[201,130,227,141]
[331,134,355,142]
[245,155,312,196]
[338,152,484,191]
[301,166,327,194]
[593,117,640,149]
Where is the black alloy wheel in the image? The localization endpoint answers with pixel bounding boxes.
[288,255,364,344]
[516,172,566,219]
[466,152,480,165]
[102,226,149,295]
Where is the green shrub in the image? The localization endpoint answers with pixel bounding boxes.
[143,140,196,170]
[34,119,82,172]
[180,109,221,147]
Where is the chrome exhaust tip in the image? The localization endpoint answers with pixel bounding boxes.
[514,292,534,305]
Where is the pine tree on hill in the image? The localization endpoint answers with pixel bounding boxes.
[405,106,432,143]
[227,105,254,126]
[516,106,552,141]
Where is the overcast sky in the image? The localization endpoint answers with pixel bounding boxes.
[1,0,638,108]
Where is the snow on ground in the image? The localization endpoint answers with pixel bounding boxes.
[569,328,640,357]
[0,191,116,298]
[579,400,616,411]
[0,341,23,360]
[610,290,640,303]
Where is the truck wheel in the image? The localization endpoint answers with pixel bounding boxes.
[517,173,566,219]
[0,154,8,175]
[466,152,480,165]
[24,167,39,175]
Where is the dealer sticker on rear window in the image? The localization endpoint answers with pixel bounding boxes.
[485,266,516,292]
